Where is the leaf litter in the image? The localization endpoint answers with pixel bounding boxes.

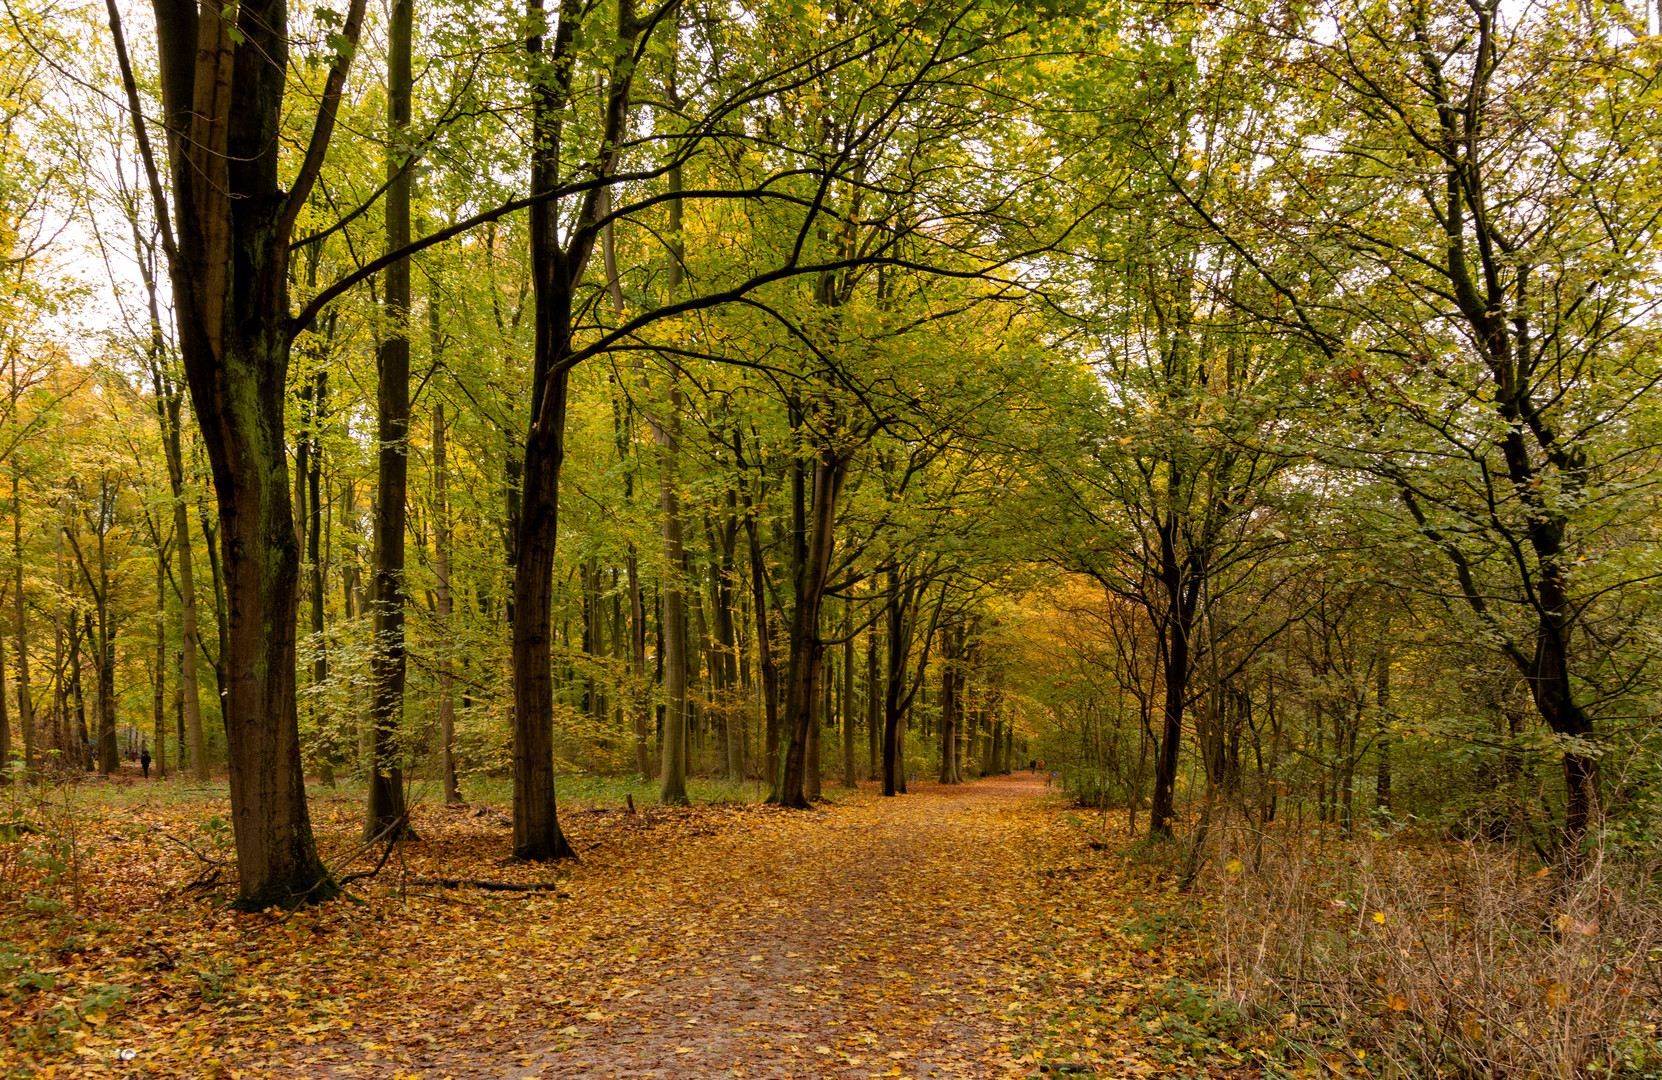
[0,776,1233,1079]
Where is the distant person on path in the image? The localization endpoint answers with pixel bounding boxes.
[1029,759,1036,774]
[140,747,151,779]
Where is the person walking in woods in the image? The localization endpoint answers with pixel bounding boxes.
[140,747,151,779]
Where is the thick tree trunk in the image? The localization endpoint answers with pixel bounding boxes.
[366,0,413,841]
[507,0,646,857]
[509,350,577,859]
[145,0,344,907]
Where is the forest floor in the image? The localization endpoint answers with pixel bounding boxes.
[0,774,1249,1080]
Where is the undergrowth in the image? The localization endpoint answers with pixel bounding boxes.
[1204,816,1662,1079]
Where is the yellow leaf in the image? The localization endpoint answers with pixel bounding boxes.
[1226,859,1243,874]
[1386,993,1411,1012]
[1373,912,1386,925]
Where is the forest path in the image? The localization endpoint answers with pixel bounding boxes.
[418,775,1054,1080]
[296,773,1094,1080]
[14,774,1199,1079]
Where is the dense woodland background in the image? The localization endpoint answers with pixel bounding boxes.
[0,0,1657,903]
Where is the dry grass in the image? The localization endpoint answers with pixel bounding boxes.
[1202,816,1662,1079]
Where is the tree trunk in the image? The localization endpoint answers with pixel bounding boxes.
[0,628,9,783]
[156,388,209,782]
[365,0,414,841]
[304,371,331,781]
[12,466,31,781]
[744,505,780,785]
[434,398,460,805]
[153,544,167,778]
[1375,649,1390,812]
[627,548,650,776]
[866,628,879,781]
[72,616,89,769]
[52,506,64,769]
[938,622,961,784]
[841,602,856,788]
[881,566,940,796]
[1148,513,1201,839]
[94,511,118,775]
[805,648,823,802]
[144,0,345,906]
[507,0,644,858]
[654,446,690,804]
[772,449,849,808]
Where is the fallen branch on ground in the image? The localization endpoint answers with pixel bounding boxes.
[405,876,569,894]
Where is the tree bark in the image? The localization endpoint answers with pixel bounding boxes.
[1148,511,1202,839]
[938,621,961,784]
[744,497,780,784]
[366,0,414,842]
[11,464,31,781]
[0,621,9,783]
[866,628,879,781]
[1375,648,1390,812]
[141,0,349,906]
[881,566,942,796]
[434,398,460,805]
[153,543,167,777]
[841,602,856,788]
[648,164,690,806]
[509,0,640,858]
[771,448,849,808]
[154,380,209,781]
